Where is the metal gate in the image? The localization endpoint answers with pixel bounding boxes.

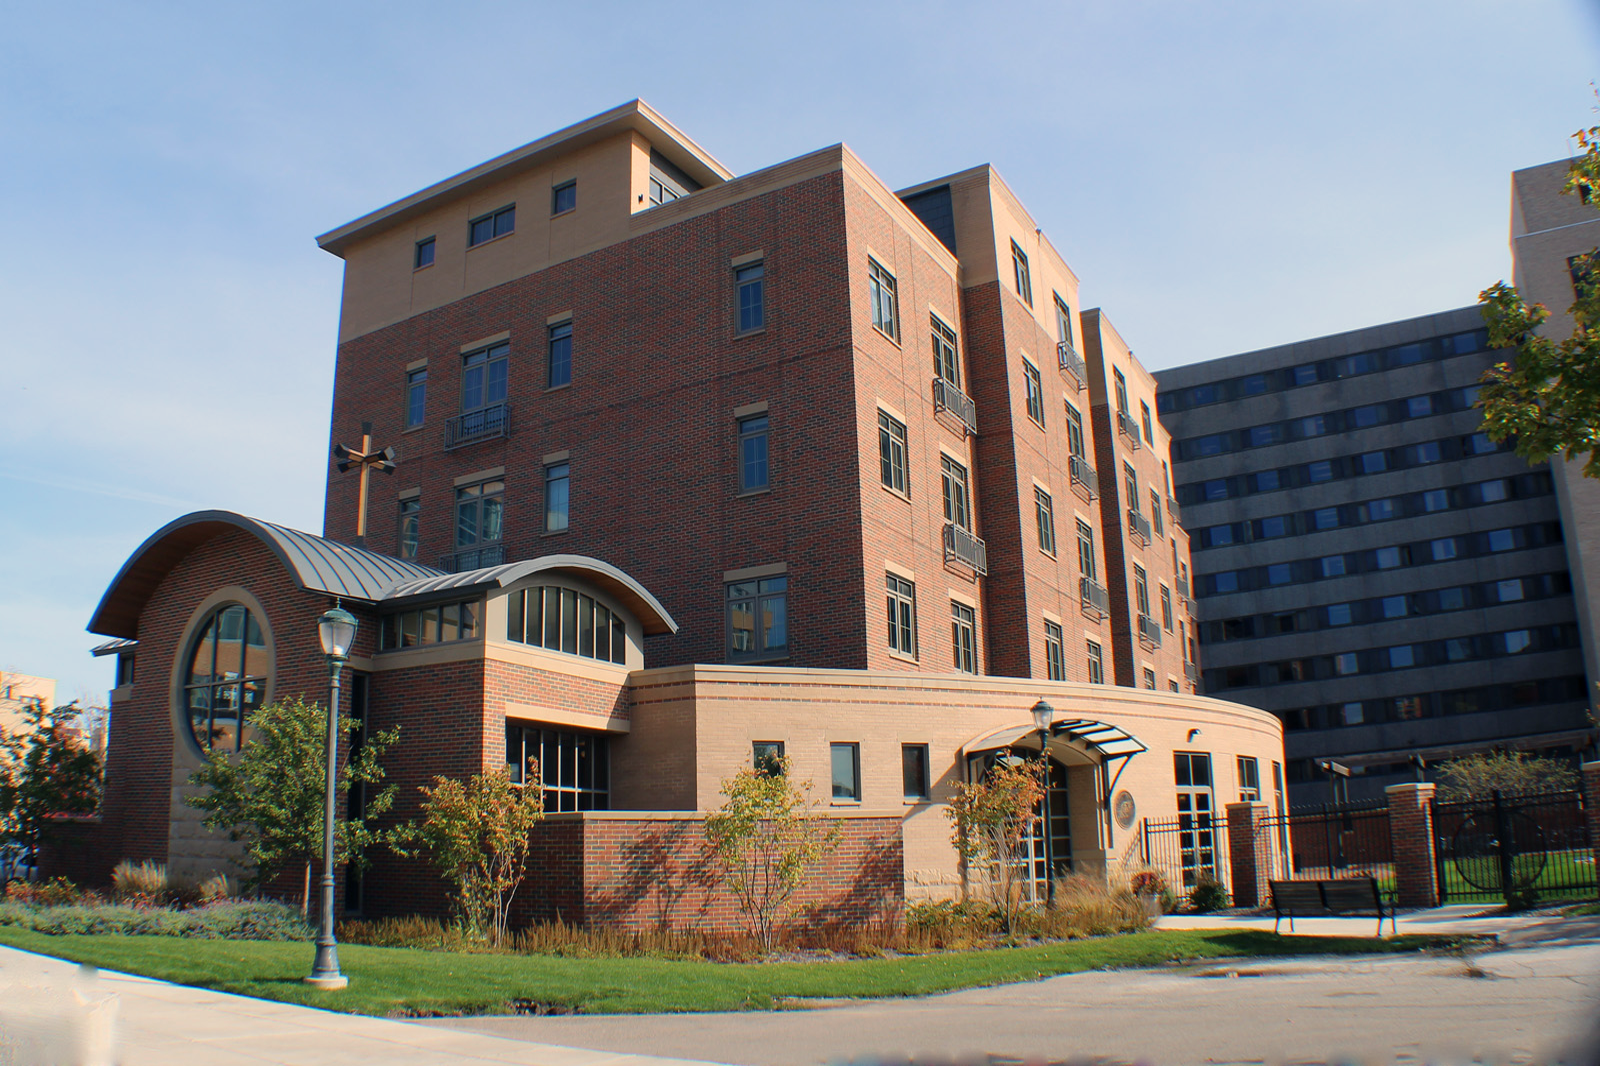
[1140,810,1229,896]
[1262,799,1392,888]
[1433,789,1596,905]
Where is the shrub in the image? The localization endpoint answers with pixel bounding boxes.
[1188,872,1230,913]
[0,899,310,940]
[6,877,85,907]
[197,873,233,903]
[112,860,169,903]
[946,756,1047,934]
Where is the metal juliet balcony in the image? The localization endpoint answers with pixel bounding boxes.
[1069,454,1099,499]
[1079,576,1109,618]
[1184,661,1201,683]
[943,523,988,575]
[1058,342,1086,391]
[933,378,978,436]
[1137,613,1163,649]
[445,402,510,449]
[1128,508,1152,545]
[1116,410,1142,450]
[1176,574,1191,601]
[1167,496,1183,529]
[441,543,504,573]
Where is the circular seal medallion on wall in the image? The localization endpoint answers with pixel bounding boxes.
[1113,790,1137,830]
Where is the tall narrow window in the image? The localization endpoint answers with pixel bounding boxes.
[1114,367,1130,417]
[1124,463,1138,510]
[1161,585,1173,632]
[1143,667,1157,690]
[951,601,977,674]
[727,576,788,661]
[736,261,765,333]
[1054,293,1074,348]
[468,204,515,246]
[1087,640,1105,684]
[739,414,769,493]
[941,455,971,530]
[461,343,508,424]
[831,742,861,802]
[548,320,573,388]
[454,479,503,569]
[932,315,960,386]
[1077,520,1097,581]
[1065,402,1087,460]
[902,744,930,800]
[886,574,916,658]
[1034,488,1056,555]
[1134,565,1150,619]
[868,258,898,340]
[405,367,427,428]
[1023,358,1045,426]
[544,463,570,532]
[1150,490,1165,537]
[1011,240,1032,306]
[1044,620,1065,681]
[551,180,576,215]
[1140,401,1154,445]
[878,411,908,495]
[398,497,420,561]
[414,236,435,269]
[1237,756,1261,802]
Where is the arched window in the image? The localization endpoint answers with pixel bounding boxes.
[184,604,269,753]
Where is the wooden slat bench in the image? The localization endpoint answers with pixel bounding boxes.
[1269,877,1396,936]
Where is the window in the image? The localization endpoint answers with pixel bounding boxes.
[1011,240,1032,306]
[902,744,931,800]
[1496,578,1525,602]
[1389,645,1415,669]
[414,236,435,269]
[1054,294,1074,348]
[461,342,509,419]
[1365,498,1398,521]
[1299,415,1327,438]
[1160,585,1173,632]
[1335,652,1359,676]
[544,463,570,532]
[868,258,898,340]
[1140,401,1154,445]
[505,585,623,664]
[383,598,480,650]
[1151,490,1165,537]
[1123,463,1138,511]
[1431,538,1458,561]
[951,601,977,674]
[1265,563,1292,585]
[886,574,916,658]
[455,479,503,566]
[1351,404,1383,428]
[753,740,786,776]
[1035,488,1056,554]
[932,315,960,385]
[548,320,573,389]
[1360,451,1388,474]
[831,742,861,802]
[941,455,972,529]
[738,415,769,493]
[1373,546,1405,570]
[551,181,576,215]
[1320,556,1346,578]
[1076,520,1097,581]
[1479,479,1509,503]
[468,204,515,246]
[736,261,765,333]
[1143,667,1156,690]
[1237,756,1261,802]
[1133,567,1151,625]
[1406,395,1433,418]
[1487,528,1516,552]
[405,367,427,428]
[1023,358,1045,426]
[1044,621,1065,680]
[1306,460,1334,483]
[727,576,788,661]
[506,725,608,811]
[879,411,908,495]
[1087,640,1105,684]
[1256,469,1282,492]
[1203,479,1228,501]
[1113,367,1130,417]
[1311,507,1340,531]
[1413,441,1442,464]
[1505,629,1534,654]
[398,497,420,561]
[1421,489,1450,513]
[1065,402,1087,460]
[183,603,269,754]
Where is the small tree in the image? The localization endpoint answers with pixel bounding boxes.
[186,696,402,914]
[0,701,102,875]
[703,757,841,953]
[1436,750,1578,801]
[946,754,1046,933]
[413,766,543,946]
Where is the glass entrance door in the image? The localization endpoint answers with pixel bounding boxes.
[1174,752,1216,888]
[1024,759,1073,902]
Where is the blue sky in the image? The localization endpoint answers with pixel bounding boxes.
[2,0,1596,703]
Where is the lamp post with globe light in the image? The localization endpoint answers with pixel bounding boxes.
[305,604,357,991]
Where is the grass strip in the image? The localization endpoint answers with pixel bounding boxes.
[0,926,1470,1017]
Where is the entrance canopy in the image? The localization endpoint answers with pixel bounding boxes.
[964,717,1148,761]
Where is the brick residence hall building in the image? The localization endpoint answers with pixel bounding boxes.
[78,101,1284,929]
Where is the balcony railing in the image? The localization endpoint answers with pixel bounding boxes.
[1116,410,1142,450]
[445,402,510,449]
[1057,342,1086,391]
[933,378,978,436]
[1184,661,1201,683]
[1138,613,1163,649]
[441,543,504,573]
[943,523,988,575]
[1080,576,1109,617]
[1176,574,1191,600]
[1128,508,1152,545]
[1069,454,1098,498]
[1167,496,1183,529]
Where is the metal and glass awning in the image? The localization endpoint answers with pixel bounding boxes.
[964,717,1148,760]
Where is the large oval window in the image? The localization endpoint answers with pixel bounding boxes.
[184,604,269,753]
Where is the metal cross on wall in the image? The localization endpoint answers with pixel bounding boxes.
[333,422,396,546]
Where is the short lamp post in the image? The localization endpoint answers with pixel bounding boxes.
[1031,698,1055,906]
[306,604,357,991]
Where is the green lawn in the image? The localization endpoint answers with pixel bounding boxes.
[0,926,1472,1017]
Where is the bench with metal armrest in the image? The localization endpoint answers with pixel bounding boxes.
[1269,876,1396,936]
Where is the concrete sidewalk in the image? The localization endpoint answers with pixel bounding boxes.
[0,943,721,1066]
[1153,900,1591,941]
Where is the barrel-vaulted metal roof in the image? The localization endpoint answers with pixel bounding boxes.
[965,718,1148,761]
[89,511,444,638]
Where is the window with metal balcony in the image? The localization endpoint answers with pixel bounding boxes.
[449,341,511,449]
[1079,575,1109,617]
[933,377,977,435]
[1138,612,1163,649]
[1128,507,1152,545]
[1116,409,1143,450]
[1069,454,1098,499]
[1167,496,1183,529]
[943,523,988,575]
[1058,341,1086,390]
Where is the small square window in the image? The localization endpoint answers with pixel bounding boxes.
[1421,489,1450,513]
[414,236,435,269]
[1292,364,1318,386]
[902,744,930,800]
[753,741,785,776]
[1306,460,1334,483]
[1341,702,1365,726]
[1255,469,1281,492]
[1143,667,1156,690]
[1204,479,1229,501]
[1432,538,1458,561]
[1389,645,1415,669]
[1311,507,1340,531]
[1505,629,1533,654]
[1496,578,1525,602]
[551,181,577,215]
[1320,555,1346,578]
[1266,563,1292,586]
[1487,528,1517,552]
[1335,652,1359,676]
[831,742,861,802]
[1479,479,1509,503]
[1413,441,1442,464]
[1373,546,1406,570]
[1300,415,1327,438]
[1326,603,1353,626]
[1406,395,1433,418]
[1360,451,1388,474]
[1365,498,1398,522]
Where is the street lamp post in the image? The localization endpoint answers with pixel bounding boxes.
[306,604,357,991]
[1031,698,1055,907]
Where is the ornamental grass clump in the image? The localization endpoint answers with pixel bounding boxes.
[111,859,169,904]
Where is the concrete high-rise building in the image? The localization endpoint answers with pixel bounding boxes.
[1156,308,1588,802]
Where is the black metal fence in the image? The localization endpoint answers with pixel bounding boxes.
[1263,799,1393,890]
[1140,811,1230,896]
[1433,789,1596,906]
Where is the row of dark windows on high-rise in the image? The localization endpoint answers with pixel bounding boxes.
[1199,571,1573,644]
[1205,623,1579,692]
[1274,674,1588,734]
[1191,472,1554,552]
[1198,521,1564,598]
[1157,328,1490,414]
[1174,431,1510,507]
[1173,384,1485,462]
